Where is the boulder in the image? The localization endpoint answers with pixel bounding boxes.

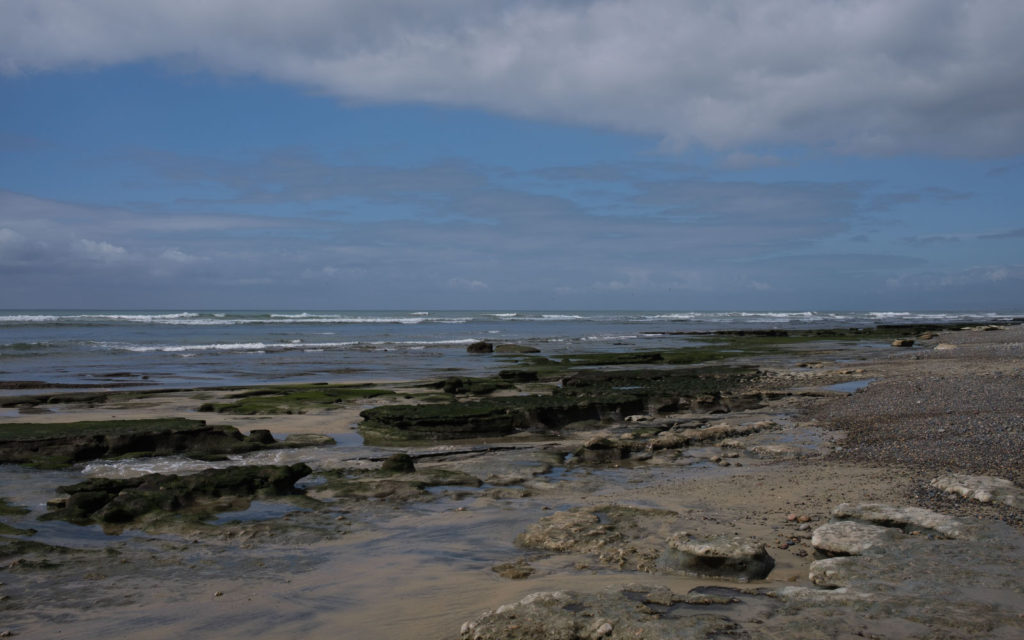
[810,520,900,556]
[891,339,915,347]
[658,532,774,581]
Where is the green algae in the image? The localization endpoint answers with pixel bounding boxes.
[0,417,207,441]
[198,384,394,414]
[0,497,30,516]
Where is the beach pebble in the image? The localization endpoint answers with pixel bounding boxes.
[592,621,613,637]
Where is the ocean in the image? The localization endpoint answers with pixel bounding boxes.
[1,310,1018,390]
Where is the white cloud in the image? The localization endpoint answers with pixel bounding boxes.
[159,248,202,264]
[885,265,1024,290]
[76,238,127,262]
[447,277,488,291]
[3,1,1023,155]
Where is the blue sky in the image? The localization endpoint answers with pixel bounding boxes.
[1,1,1022,310]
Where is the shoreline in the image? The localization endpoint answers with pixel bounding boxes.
[1,323,1022,638]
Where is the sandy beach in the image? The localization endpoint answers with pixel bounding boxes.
[1,323,1022,638]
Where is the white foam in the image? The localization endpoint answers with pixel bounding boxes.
[100,337,481,354]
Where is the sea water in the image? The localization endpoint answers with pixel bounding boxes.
[1,309,1017,389]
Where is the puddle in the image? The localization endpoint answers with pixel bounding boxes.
[823,378,875,393]
[206,500,309,525]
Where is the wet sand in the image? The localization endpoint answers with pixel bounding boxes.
[2,325,1023,638]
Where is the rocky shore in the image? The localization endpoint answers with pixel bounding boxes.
[0,323,1022,639]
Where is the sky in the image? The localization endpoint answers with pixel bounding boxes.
[1,0,1023,311]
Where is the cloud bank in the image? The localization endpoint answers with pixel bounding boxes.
[3,0,1024,155]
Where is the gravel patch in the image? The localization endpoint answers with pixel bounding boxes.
[806,324,1024,528]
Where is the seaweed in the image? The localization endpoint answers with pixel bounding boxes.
[198,384,394,414]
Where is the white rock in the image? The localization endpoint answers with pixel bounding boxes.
[831,503,973,540]
[931,474,1023,508]
[659,532,774,581]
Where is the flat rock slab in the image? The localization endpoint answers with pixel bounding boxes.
[831,502,973,540]
[658,532,774,581]
[811,521,900,556]
[931,474,1023,508]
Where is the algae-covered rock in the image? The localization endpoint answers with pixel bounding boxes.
[0,419,335,468]
[467,341,494,353]
[358,394,645,445]
[381,453,416,473]
[43,463,312,525]
[494,344,541,354]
